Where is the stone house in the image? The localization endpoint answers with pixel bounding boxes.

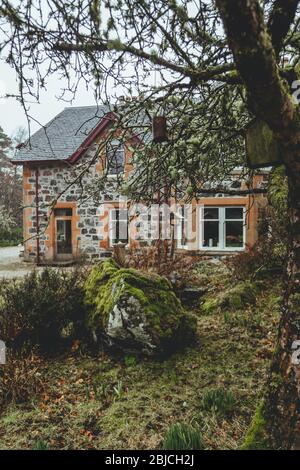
[12,106,268,264]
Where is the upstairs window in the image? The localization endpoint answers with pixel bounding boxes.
[106,139,125,175]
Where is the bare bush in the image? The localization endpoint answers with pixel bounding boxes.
[0,351,44,407]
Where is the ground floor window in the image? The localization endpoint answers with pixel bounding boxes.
[201,206,245,250]
[109,208,128,246]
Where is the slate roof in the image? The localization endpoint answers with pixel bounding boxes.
[14,105,109,162]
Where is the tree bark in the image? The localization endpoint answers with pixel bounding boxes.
[261,166,300,449]
[216,0,300,448]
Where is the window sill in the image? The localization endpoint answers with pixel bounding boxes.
[106,174,124,180]
[200,247,245,252]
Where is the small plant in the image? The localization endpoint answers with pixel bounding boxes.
[124,355,137,367]
[223,311,230,324]
[162,423,204,450]
[113,380,124,399]
[201,388,235,416]
[93,382,110,401]
[33,440,49,450]
[85,384,91,400]
[168,368,179,385]
[85,376,110,401]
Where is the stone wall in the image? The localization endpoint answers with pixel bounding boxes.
[22,138,268,263]
[23,141,125,262]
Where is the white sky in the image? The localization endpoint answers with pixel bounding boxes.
[0,0,179,141]
[0,60,100,139]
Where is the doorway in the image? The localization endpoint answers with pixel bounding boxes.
[54,208,73,260]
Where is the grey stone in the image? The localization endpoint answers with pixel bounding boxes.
[86,260,197,357]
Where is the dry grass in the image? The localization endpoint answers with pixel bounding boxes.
[0,352,44,408]
[0,267,281,450]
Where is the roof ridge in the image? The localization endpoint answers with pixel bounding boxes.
[63,105,105,110]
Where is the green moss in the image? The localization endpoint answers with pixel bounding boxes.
[246,119,281,167]
[201,281,258,315]
[0,271,282,450]
[229,292,243,309]
[268,166,288,213]
[84,260,197,348]
[201,298,220,315]
[241,401,270,450]
[228,281,258,307]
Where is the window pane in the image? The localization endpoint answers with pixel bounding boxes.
[225,208,243,220]
[111,209,128,244]
[56,220,72,254]
[118,209,128,221]
[225,221,244,247]
[54,208,72,217]
[203,221,219,247]
[204,208,219,220]
[178,207,187,246]
[107,141,125,175]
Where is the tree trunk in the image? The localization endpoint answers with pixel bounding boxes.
[267,169,300,449]
[215,0,300,449]
[244,163,300,449]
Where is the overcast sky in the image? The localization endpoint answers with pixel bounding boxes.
[0,60,100,139]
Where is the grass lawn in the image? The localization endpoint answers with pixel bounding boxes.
[0,266,282,450]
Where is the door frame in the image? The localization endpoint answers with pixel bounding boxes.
[55,215,73,260]
[47,202,79,261]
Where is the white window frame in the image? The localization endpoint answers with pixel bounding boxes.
[176,206,188,250]
[135,211,152,243]
[200,206,246,251]
[109,208,128,247]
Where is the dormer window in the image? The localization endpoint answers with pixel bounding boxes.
[106,139,125,175]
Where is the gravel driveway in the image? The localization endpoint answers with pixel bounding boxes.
[0,246,36,279]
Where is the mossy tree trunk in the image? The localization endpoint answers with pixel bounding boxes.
[262,172,300,449]
[216,0,300,448]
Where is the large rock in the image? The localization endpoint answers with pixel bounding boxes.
[84,259,197,356]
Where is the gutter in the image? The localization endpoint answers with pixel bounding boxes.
[35,168,40,265]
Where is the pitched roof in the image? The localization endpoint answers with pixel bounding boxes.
[13,105,110,163]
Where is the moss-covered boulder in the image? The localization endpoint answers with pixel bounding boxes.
[84,259,197,356]
[202,281,259,315]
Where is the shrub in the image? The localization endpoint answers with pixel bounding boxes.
[0,268,88,352]
[124,355,137,367]
[0,226,22,247]
[162,423,204,450]
[0,350,44,406]
[124,244,201,289]
[226,167,288,281]
[201,388,235,416]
